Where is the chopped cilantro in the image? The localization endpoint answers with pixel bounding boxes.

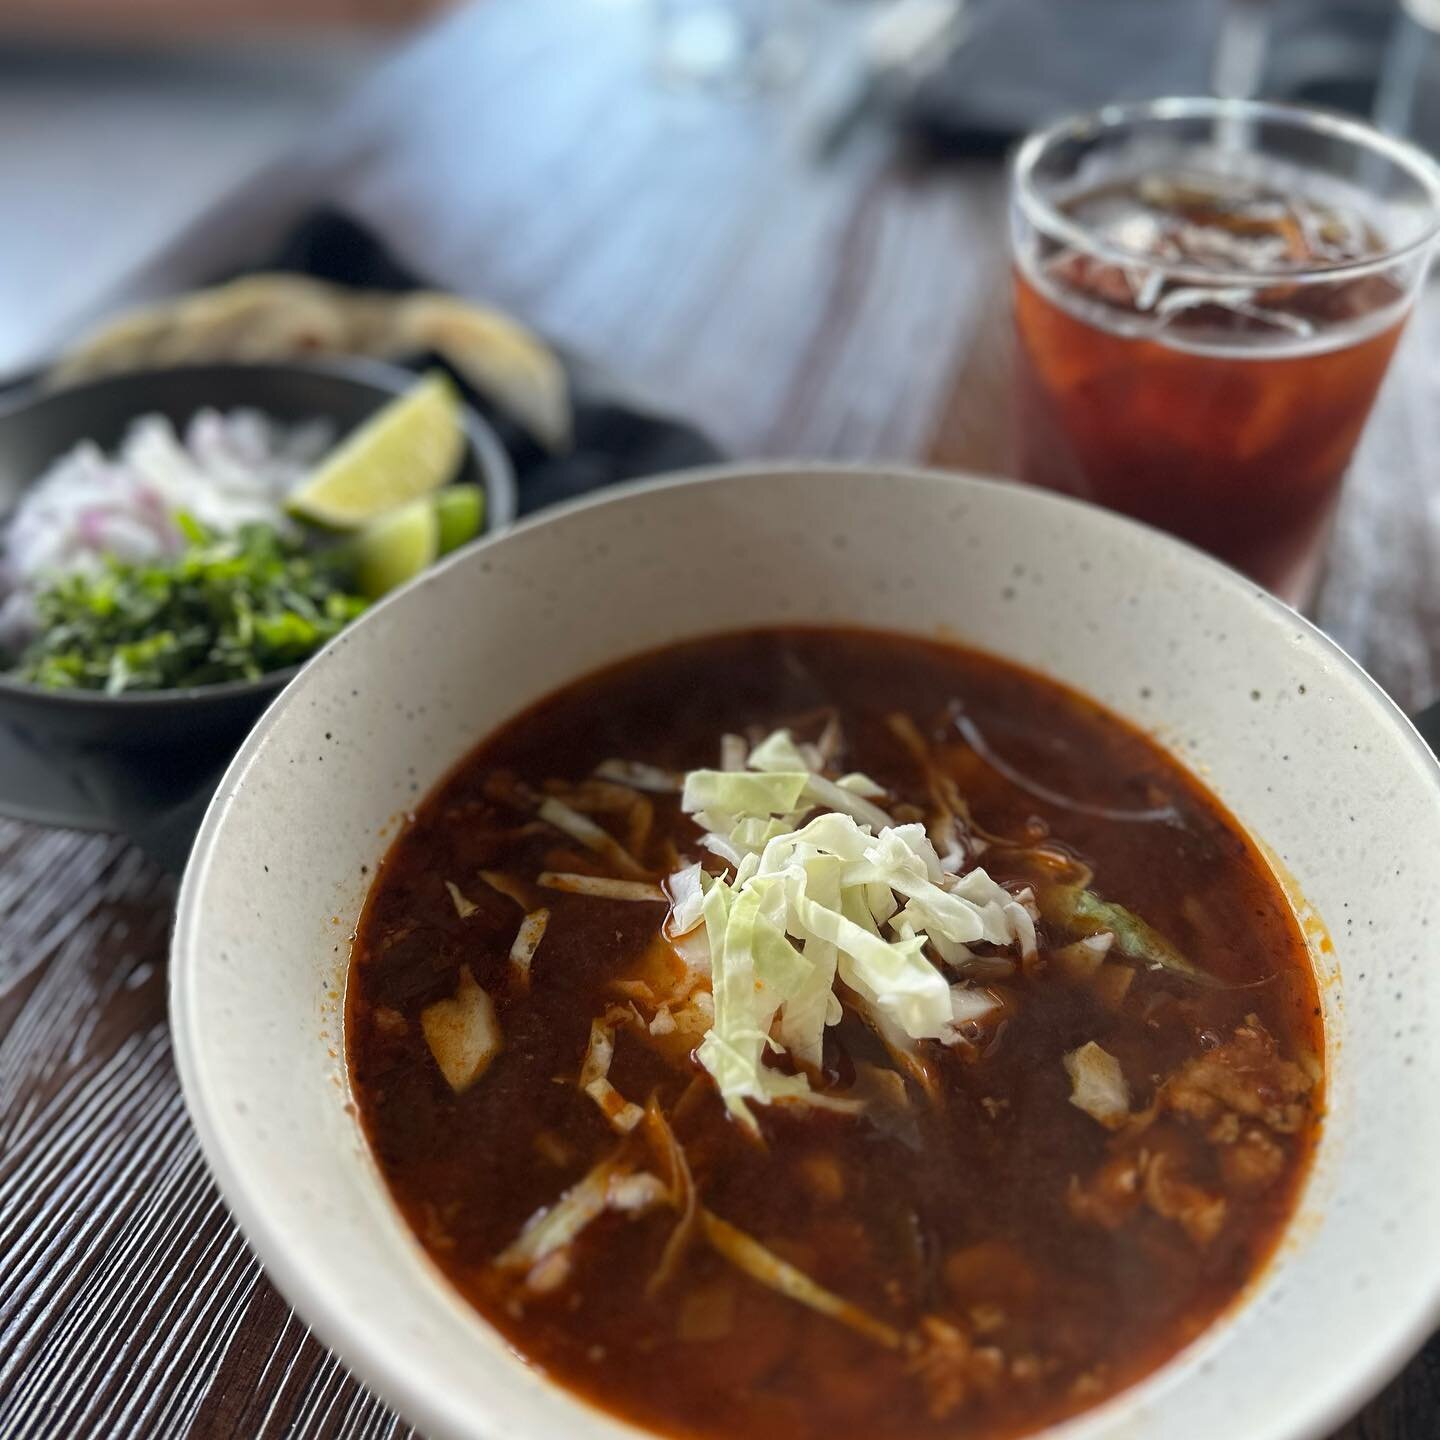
[11,522,367,694]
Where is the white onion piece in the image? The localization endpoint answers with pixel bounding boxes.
[420,967,502,1093]
[1063,1042,1131,1129]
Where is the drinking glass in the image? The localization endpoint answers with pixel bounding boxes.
[1009,98,1440,606]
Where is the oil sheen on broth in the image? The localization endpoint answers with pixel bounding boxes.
[348,629,1322,1440]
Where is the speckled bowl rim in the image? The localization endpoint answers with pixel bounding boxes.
[173,462,1440,1440]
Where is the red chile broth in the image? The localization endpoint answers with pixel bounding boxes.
[347,628,1322,1440]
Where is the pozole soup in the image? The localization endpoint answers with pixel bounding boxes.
[347,628,1322,1440]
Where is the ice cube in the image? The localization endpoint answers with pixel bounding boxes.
[1153,286,1315,338]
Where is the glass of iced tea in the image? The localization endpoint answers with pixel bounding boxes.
[1010,98,1440,605]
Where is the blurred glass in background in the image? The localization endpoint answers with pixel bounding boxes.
[1009,96,1440,606]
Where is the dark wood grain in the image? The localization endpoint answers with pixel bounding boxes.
[3,1,1438,1436]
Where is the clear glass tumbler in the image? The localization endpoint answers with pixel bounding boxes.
[1010,98,1440,606]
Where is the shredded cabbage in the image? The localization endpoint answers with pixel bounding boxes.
[593,758,680,793]
[579,1007,646,1133]
[673,729,1030,1126]
[508,908,549,987]
[701,1209,902,1348]
[745,729,812,772]
[538,796,647,878]
[681,769,809,819]
[497,1158,664,1279]
[665,862,707,935]
[538,872,667,902]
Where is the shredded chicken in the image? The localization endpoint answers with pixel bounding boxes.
[906,1316,1006,1420]
[1069,1147,1225,1245]
[1067,1153,1145,1231]
[1071,1016,1312,1242]
[1162,1016,1312,1134]
[1143,1151,1227,1246]
[1219,1125,1289,1192]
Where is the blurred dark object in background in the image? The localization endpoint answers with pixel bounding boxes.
[903,0,1403,155]
[904,0,1226,156]
[1375,0,1440,154]
[1262,0,1397,112]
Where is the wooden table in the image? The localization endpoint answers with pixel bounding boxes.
[3,2,1438,1435]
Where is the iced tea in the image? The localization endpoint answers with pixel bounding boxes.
[1010,103,1440,604]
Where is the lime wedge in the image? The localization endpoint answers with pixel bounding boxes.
[351,498,440,599]
[435,484,484,555]
[287,372,465,529]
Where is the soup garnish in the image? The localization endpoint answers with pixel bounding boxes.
[348,628,1321,1440]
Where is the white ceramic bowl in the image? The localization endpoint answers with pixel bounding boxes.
[172,465,1440,1440]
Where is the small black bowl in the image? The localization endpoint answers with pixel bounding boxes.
[0,359,515,861]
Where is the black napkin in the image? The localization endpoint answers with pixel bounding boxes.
[903,0,1397,156]
[248,209,723,513]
